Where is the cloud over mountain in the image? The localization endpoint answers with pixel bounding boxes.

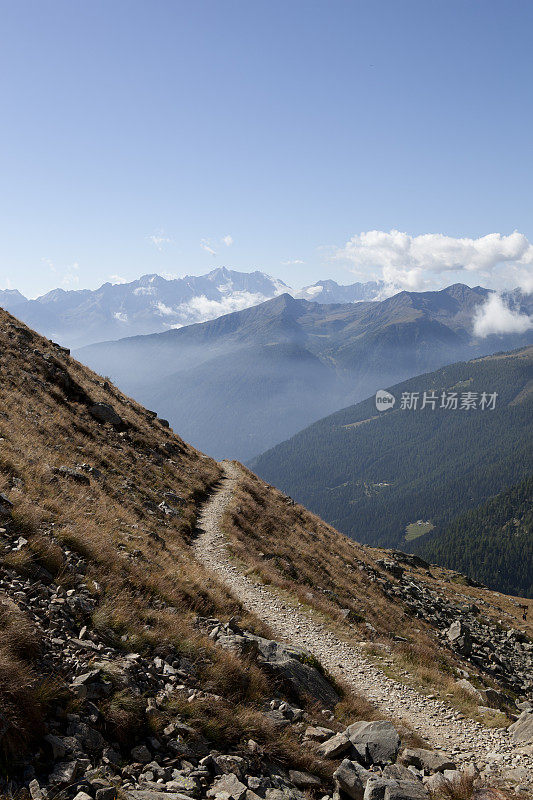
[335,229,533,292]
[473,293,533,337]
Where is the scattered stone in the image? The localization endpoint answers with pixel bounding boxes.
[89,402,125,429]
[53,466,90,484]
[207,773,248,800]
[288,770,321,789]
[318,733,352,759]
[131,744,152,764]
[304,725,335,742]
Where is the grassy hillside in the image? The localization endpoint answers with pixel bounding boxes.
[414,475,533,598]
[250,347,533,572]
[1,308,531,797]
[0,308,343,781]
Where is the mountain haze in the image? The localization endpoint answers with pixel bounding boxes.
[78,285,533,460]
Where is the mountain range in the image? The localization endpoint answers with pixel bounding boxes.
[0,268,384,348]
[77,284,533,461]
[250,345,533,595]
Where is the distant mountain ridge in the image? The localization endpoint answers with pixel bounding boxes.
[0,269,385,348]
[78,284,533,460]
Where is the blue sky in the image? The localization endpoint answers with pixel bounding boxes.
[1,0,532,297]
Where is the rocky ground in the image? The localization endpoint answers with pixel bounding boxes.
[0,459,532,800]
[193,461,533,797]
[0,498,493,800]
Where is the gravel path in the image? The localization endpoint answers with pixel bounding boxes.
[193,461,532,782]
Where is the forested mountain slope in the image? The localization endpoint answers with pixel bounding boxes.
[77,285,533,460]
[414,476,533,598]
[250,347,533,576]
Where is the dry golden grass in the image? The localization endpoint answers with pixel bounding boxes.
[165,694,334,782]
[0,308,370,772]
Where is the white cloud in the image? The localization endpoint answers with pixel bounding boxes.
[176,291,270,322]
[155,301,175,316]
[334,230,533,292]
[473,293,533,337]
[282,258,304,265]
[109,274,128,285]
[300,285,323,298]
[113,311,128,323]
[201,240,217,256]
[222,235,233,247]
[147,231,172,251]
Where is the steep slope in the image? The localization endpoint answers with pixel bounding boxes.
[0,308,532,798]
[250,347,533,574]
[77,285,533,460]
[0,308,343,791]
[414,476,533,598]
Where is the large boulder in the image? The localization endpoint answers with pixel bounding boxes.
[333,759,370,800]
[364,777,428,800]
[89,403,126,430]
[399,748,455,773]
[455,679,483,702]
[446,620,472,656]
[383,781,428,799]
[346,721,401,766]
[253,637,340,708]
[508,710,533,744]
[207,773,247,800]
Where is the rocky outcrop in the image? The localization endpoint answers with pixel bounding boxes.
[88,402,126,430]
[509,711,533,744]
[200,617,340,708]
